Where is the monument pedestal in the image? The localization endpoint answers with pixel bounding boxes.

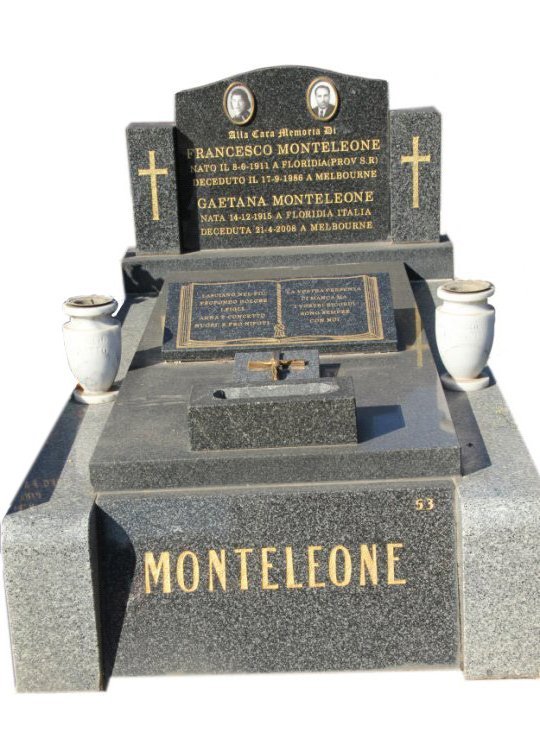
[3,274,540,690]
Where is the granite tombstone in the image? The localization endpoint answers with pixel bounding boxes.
[175,67,389,250]
[3,67,540,693]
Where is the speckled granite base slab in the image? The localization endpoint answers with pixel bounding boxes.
[189,377,357,450]
[97,480,459,677]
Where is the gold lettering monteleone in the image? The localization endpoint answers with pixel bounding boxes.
[176,550,200,592]
[359,544,378,586]
[208,549,227,591]
[400,136,431,209]
[277,139,380,156]
[234,547,253,590]
[272,191,373,207]
[307,545,325,588]
[137,150,169,221]
[261,547,279,590]
[144,551,172,593]
[142,542,410,594]
[328,545,352,587]
[285,546,303,589]
[387,543,407,585]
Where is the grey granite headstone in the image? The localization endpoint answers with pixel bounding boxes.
[390,108,441,242]
[175,66,390,250]
[127,123,181,254]
[233,349,320,383]
[188,377,357,450]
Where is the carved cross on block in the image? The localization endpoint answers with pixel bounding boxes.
[137,150,169,221]
[400,135,431,209]
[248,357,307,381]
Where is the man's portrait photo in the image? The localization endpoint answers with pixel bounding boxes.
[223,83,255,125]
[307,77,339,121]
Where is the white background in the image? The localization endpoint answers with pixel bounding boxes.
[0,1,539,747]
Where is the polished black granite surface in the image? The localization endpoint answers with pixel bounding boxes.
[175,67,389,250]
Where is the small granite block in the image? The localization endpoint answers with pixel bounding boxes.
[390,108,441,242]
[127,122,181,254]
[233,349,320,383]
[189,377,357,450]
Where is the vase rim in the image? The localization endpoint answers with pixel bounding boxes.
[440,279,493,294]
[64,294,114,308]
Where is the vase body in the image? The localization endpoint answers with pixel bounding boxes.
[63,295,121,403]
[435,281,495,389]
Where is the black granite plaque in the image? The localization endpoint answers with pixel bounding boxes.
[162,273,397,360]
[175,66,389,250]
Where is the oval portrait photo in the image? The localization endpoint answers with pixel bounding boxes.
[223,82,255,125]
[307,77,339,122]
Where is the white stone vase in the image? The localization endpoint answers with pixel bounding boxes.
[436,280,495,392]
[63,295,122,404]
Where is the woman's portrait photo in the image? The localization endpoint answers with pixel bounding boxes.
[223,83,255,125]
[307,77,339,121]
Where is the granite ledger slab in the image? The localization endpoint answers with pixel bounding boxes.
[90,261,460,492]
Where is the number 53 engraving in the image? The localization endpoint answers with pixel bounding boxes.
[416,497,435,511]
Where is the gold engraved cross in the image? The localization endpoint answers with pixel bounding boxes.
[248,357,306,381]
[400,136,431,209]
[138,150,169,221]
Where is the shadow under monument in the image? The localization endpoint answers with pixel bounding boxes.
[96,508,136,687]
[7,399,86,514]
